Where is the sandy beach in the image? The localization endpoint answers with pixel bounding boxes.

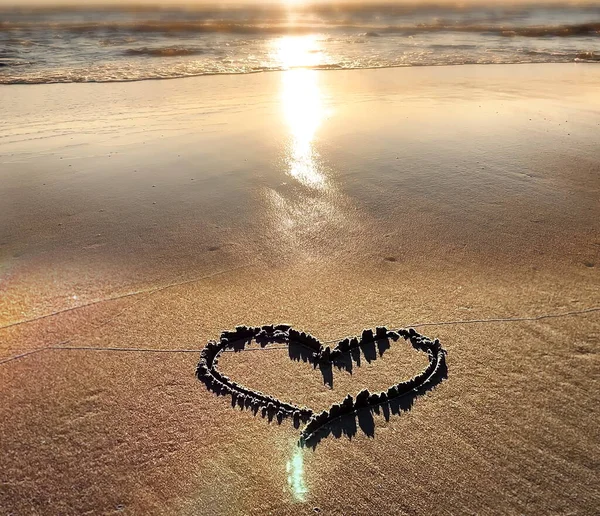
[1,63,599,515]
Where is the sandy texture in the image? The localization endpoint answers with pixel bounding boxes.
[1,64,599,515]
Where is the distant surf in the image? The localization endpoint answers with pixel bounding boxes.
[123,47,204,57]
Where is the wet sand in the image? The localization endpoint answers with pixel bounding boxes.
[1,64,599,515]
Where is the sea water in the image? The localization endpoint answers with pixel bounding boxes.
[1,3,599,84]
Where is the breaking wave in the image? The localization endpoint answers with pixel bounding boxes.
[123,47,203,57]
[1,20,600,37]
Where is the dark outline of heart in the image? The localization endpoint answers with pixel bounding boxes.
[196,325,447,446]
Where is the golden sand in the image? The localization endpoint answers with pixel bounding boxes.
[1,64,599,514]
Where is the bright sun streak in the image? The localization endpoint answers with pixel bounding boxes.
[275,35,322,70]
[286,448,308,501]
[282,68,325,189]
[276,36,329,189]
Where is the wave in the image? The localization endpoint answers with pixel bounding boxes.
[575,51,600,62]
[1,20,600,38]
[124,47,203,57]
[0,55,29,67]
[0,21,317,35]
[380,22,600,37]
[499,23,600,37]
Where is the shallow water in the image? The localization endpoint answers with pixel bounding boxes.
[1,3,599,84]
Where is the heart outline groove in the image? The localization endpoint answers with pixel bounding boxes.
[196,325,447,447]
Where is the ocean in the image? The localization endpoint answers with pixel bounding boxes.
[1,3,599,84]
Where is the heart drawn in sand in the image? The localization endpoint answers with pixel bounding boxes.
[196,325,447,446]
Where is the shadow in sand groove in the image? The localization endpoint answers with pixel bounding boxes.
[300,357,448,448]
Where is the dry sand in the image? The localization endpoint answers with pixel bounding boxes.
[1,63,599,515]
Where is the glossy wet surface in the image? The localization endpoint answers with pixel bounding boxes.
[1,64,599,515]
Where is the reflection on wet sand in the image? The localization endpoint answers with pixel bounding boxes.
[262,36,348,260]
[266,65,340,258]
[276,36,329,190]
[282,68,327,189]
[286,447,308,501]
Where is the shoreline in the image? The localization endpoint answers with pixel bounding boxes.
[2,60,599,87]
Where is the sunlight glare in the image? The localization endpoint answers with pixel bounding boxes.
[281,67,326,189]
[278,36,330,190]
[286,447,308,502]
[275,35,322,70]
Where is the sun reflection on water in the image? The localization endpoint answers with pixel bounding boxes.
[262,35,346,260]
[275,35,323,70]
[286,447,308,502]
[277,36,328,189]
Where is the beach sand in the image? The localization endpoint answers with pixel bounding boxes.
[1,63,599,515]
